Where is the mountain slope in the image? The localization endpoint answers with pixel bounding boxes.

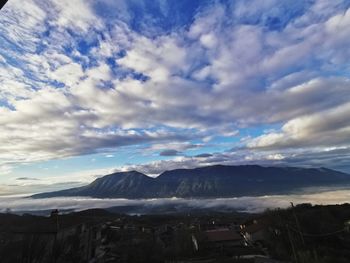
[33,171,157,198]
[32,165,350,199]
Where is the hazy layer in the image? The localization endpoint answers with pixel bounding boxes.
[0,187,349,214]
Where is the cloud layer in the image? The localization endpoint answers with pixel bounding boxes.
[0,0,350,187]
[1,187,350,214]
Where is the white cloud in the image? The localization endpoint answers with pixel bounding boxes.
[49,62,84,87]
[0,0,350,180]
[51,0,102,32]
[1,187,350,214]
[247,101,350,149]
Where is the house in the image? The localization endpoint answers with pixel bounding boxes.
[240,217,270,246]
[192,228,243,252]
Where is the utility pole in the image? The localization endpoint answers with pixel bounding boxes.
[290,202,305,246]
[286,224,298,263]
[51,209,59,263]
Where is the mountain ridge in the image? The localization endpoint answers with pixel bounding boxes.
[31,165,350,199]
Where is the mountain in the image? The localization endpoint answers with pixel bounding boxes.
[34,171,158,198]
[32,165,350,199]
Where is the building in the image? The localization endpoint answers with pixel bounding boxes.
[240,217,270,246]
[192,228,243,252]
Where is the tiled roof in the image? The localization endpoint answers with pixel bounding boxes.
[204,228,242,242]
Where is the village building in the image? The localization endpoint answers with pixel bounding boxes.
[240,217,271,246]
[192,228,243,252]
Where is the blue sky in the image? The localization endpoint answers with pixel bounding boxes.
[1,0,350,194]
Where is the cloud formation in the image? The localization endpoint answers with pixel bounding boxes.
[0,0,350,183]
[159,149,180,157]
[1,187,350,214]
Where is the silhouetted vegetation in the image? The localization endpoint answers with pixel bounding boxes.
[0,204,350,262]
[264,203,350,263]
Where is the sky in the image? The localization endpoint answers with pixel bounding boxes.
[0,0,350,195]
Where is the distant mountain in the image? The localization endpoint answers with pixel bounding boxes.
[32,165,350,199]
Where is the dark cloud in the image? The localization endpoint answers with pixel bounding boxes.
[16,177,40,181]
[159,149,181,156]
[195,153,213,158]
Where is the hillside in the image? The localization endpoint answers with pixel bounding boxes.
[32,165,350,199]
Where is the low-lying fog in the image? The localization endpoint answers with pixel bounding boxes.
[1,187,350,214]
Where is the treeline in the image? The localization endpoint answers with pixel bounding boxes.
[264,203,350,263]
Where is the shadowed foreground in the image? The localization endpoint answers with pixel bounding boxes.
[0,204,350,262]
